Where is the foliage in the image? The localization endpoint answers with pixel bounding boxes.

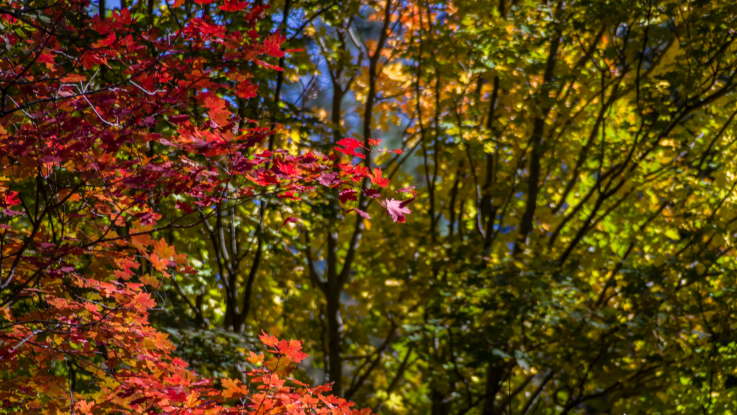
[158,0,737,413]
[6,0,737,413]
[0,0,404,412]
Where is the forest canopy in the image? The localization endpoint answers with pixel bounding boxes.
[3,0,737,414]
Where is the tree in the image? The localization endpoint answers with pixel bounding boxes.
[154,0,414,402]
[0,0,405,412]
[371,0,737,413]
[46,0,737,413]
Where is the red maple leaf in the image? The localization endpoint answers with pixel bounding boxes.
[277,191,300,200]
[279,216,299,229]
[169,114,191,124]
[347,208,370,220]
[336,138,366,159]
[364,188,380,198]
[236,79,257,99]
[93,32,116,48]
[352,165,370,177]
[277,339,308,363]
[264,31,285,58]
[337,138,362,148]
[339,188,357,203]
[385,197,414,223]
[220,0,248,11]
[1,191,20,207]
[336,145,365,159]
[318,172,342,187]
[275,159,298,176]
[202,95,231,126]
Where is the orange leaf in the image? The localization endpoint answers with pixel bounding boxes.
[259,330,279,347]
[369,167,390,188]
[131,292,156,313]
[248,351,264,365]
[278,339,308,363]
[222,378,248,398]
[75,400,95,414]
[202,95,231,126]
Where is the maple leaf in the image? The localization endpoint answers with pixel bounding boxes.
[172,357,189,368]
[2,208,23,217]
[80,52,102,69]
[222,378,248,398]
[131,292,156,313]
[301,151,319,164]
[351,165,371,178]
[202,95,231,126]
[169,114,191,124]
[264,31,285,58]
[370,168,390,188]
[220,0,248,11]
[248,170,280,186]
[277,191,300,200]
[247,351,264,365]
[337,138,362,148]
[84,302,100,315]
[236,79,257,99]
[396,186,415,193]
[280,216,299,229]
[1,191,20,207]
[274,159,299,176]
[184,391,200,408]
[259,331,279,347]
[149,253,167,271]
[75,400,95,414]
[93,32,116,48]
[167,389,187,403]
[385,197,413,223]
[277,339,308,363]
[175,201,194,214]
[61,73,87,83]
[339,188,357,203]
[347,208,370,220]
[336,145,366,159]
[336,138,366,159]
[37,53,55,69]
[318,172,342,187]
[368,138,382,146]
[364,188,380,198]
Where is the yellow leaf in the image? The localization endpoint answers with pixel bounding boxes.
[222,378,247,398]
[665,229,680,240]
[185,390,200,408]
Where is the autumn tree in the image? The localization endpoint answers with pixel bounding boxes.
[0,0,404,412]
[154,0,414,402]
[376,0,737,413]
[70,0,737,414]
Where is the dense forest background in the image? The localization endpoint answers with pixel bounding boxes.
[5,0,737,413]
